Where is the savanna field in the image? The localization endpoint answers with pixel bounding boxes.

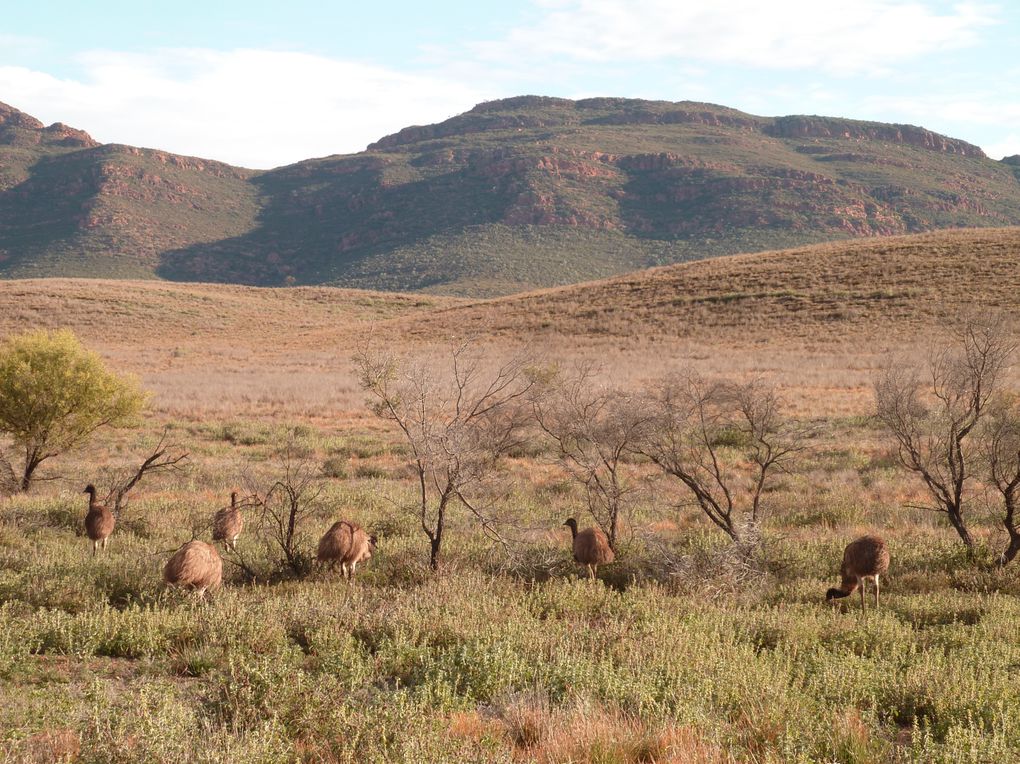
[4,230,1020,763]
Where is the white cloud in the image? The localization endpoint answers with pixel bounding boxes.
[858,92,1020,156]
[0,3,1007,167]
[984,135,1020,160]
[0,49,485,168]
[471,0,996,75]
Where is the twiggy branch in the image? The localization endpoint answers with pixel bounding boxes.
[107,427,189,515]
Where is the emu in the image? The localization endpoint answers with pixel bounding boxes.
[212,491,243,550]
[563,517,614,580]
[316,521,377,581]
[826,535,890,612]
[163,540,223,598]
[83,484,115,556]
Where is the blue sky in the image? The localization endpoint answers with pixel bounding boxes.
[2,1,1018,168]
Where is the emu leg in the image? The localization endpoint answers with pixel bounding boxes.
[875,575,880,609]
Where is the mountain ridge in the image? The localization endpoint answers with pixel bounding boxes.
[1,96,1018,295]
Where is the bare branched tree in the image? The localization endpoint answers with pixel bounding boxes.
[355,342,535,570]
[242,438,323,575]
[639,372,800,545]
[532,362,650,552]
[875,317,1015,549]
[100,427,189,516]
[977,394,1020,564]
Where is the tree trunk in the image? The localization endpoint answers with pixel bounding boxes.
[19,453,42,493]
[724,518,741,545]
[430,501,446,571]
[430,535,442,571]
[947,507,975,548]
[1001,533,1020,566]
[1001,495,1020,566]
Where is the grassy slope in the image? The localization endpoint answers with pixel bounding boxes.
[388,226,1020,345]
[2,227,1019,419]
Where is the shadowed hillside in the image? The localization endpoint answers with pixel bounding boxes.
[3,98,1020,295]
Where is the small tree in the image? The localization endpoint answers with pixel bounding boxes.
[875,318,1014,549]
[977,395,1020,565]
[532,362,649,552]
[94,427,189,515]
[639,372,799,545]
[0,330,146,492]
[355,343,534,570]
[242,437,323,576]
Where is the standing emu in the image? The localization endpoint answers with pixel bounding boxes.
[163,540,223,598]
[316,521,377,581]
[83,484,115,555]
[212,491,243,550]
[563,517,615,580]
[826,535,890,612]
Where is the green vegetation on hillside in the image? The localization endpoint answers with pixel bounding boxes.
[3,97,1020,294]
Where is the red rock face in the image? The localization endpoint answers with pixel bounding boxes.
[0,102,99,149]
[766,116,983,157]
[0,102,45,130]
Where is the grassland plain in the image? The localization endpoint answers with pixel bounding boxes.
[3,229,1020,762]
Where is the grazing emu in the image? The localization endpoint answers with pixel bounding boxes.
[826,535,890,612]
[563,517,615,580]
[212,491,243,550]
[316,521,377,581]
[83,484,115,556]
[163,540,223,598]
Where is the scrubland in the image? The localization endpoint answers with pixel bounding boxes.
[3,229,1020,762]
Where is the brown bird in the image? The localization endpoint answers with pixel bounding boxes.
[316,520,377,581]
[212,491,243,550]
[826,535,890,612]
[83,484,115,556]
[563,517,615,580]
[163,540,223,598]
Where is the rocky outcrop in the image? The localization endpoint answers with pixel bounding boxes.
[0,102,99,149]
[0,102,45,130]
[766,116,983,156]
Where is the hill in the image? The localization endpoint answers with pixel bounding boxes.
[401,226,1020,345]
[1,227,1017,418]
[2,97,1020,295]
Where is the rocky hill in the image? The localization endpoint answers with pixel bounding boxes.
[2,96,1019,295]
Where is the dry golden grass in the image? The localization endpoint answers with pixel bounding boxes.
[2,227,1018,418]
[407,226,1020,345]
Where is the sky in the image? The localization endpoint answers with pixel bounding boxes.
[2,1,1018,169]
